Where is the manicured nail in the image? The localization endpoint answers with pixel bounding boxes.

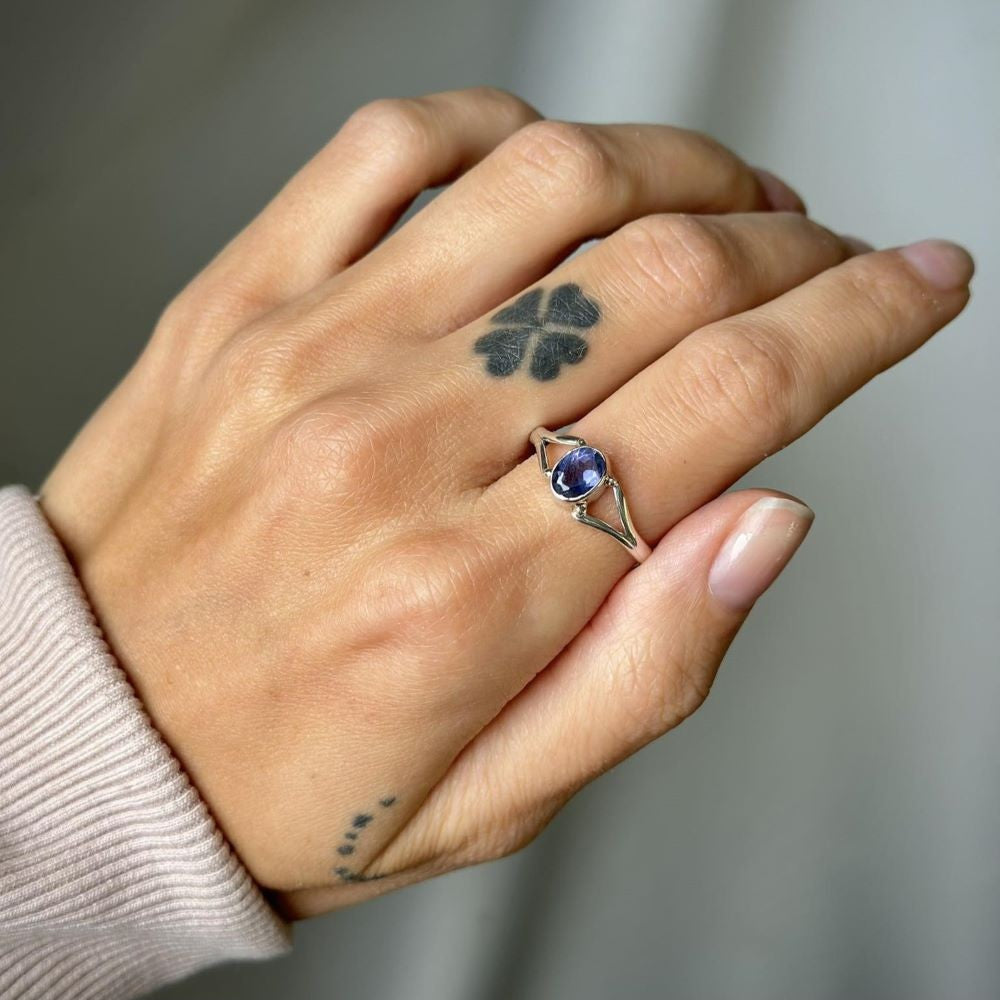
[708,497,815,612]
[841,234,875,255]
[752,167,806,213]
[899,239,975,291]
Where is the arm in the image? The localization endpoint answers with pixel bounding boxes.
[0,487,289,1000]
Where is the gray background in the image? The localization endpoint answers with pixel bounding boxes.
[2,1,998,998]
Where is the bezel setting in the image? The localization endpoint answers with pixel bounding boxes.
[548,445,609,503]
[529,426,651,564]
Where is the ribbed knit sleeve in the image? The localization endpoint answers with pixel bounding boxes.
[0,485,291,999]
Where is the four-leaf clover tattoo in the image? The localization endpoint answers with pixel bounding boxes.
[473,283,601,381]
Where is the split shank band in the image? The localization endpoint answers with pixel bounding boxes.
[530,427,652,564]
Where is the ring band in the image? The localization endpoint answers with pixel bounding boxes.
[530,427,651,564]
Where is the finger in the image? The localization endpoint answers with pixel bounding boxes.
[327,121,803,342]
[427,211,852,482]
[361,490,814,880]
[485,238,973,652]
[575,238,973,533]
[169,87,540,339]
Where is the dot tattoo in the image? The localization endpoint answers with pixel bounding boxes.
[333,865,383,884]
[473,283,601,381]
[332,795,399,883]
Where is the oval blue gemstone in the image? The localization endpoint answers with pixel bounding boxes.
[550,446,607,501]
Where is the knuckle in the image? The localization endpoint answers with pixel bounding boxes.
[151,283,234,350]
[716,157,759,212]
[213,328,295,410]
[340,97,430,159]
[679,322,799,443]
[273,398,397,498]
[363,535,483,650]
[271,369,461,507]
[460,85,538,125]
[794,213,844,250]
[841,253,919,333]
[503,120,615,197]
[274,407,361,486]
[616,214,734,312]
[684,129,757,210]
[146,293,193,366]
[771,214,848,267]
[151,256,287,365]
[153,292,190,341]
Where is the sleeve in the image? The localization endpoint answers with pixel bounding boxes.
[0,485,291,1000]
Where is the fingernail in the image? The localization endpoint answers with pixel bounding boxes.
[708,497,815,612]
[841,234,875,255]
[899,238,975,291]
[752,167,806,213]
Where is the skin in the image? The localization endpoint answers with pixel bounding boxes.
[38,87,973,918]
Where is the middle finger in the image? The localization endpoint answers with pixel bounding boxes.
[317,122,801,344]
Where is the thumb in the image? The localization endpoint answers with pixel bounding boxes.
[457,493,812,823]
[355,490,814,880]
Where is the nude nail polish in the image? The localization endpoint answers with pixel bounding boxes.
[708,498,815,612]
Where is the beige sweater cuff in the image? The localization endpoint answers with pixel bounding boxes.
[0,485,291,999]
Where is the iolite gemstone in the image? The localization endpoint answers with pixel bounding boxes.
[550,446,607,501]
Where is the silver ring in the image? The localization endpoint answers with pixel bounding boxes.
[530,427,651,564]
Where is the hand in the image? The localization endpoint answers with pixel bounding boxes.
[40,87,972,917]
